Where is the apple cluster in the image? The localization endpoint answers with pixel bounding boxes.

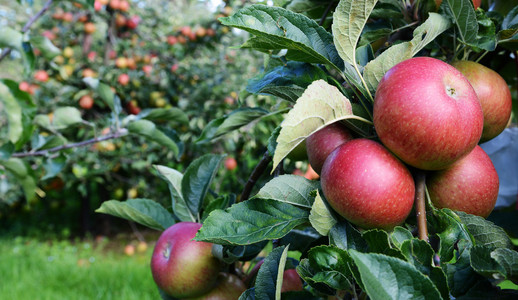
[308,57,511,229]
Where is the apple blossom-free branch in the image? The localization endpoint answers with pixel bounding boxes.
[240,150,272,202]
[11,129,128,158]
[0,0,54,63]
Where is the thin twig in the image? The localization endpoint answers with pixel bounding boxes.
[239,150,272,202]
[11,129,128,158]
[0,0,54,63]
[128,220,146,242]
[414,170,428,241]
[319,0,335,26]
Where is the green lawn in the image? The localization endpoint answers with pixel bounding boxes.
[0,237,160,300]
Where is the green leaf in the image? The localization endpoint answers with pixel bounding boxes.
[309,190,337,236]
[329,220,367,251]
[456,211,512,249]
[96,199,175,231]
[363,13,450,91]
[0,82,23,145]
[0,158,36,201]
[390,226,414,249]
[52,107,83,130]
[471,246,518,282]
[127,120,179,156]
[255,245,289,300]
[444,239,484,297]
[202,194,234,222]
[137,108,188,124]
[297,245,354,294]
[278,227,321,253]
[196,108,269,143]
[153,165,194,222]
[469,9,497,51]
[362,229,405,259]
[83,78,115,110]
[272,80,358,171]
[31,134,66,151]
[220,4,344,71]
[440,0,478,44]
[0,27,23,51]
[239,289,256,300]
[195,199,309,245]
[181,154,224,220]
[0,143,15,160]
[332,0,378,67]
[29,35,60,60]
[212,240,267,264]
[349,250,442,300]
[252,174,320,208]
[428,208,473,262]
[247,61,328,102]
[41,155,67,180]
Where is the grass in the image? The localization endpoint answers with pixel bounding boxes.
[0,236,160,300]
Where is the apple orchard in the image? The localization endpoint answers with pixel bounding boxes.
[1,0,518,300]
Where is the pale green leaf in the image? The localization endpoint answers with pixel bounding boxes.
[309,190,337,236]
[52,107,83,130]
[272,80,358,171]
[127,120,179,156]
[153,165,194,222]
[332,0,378,66]
[440,0,478,44]
[0,82,23,144]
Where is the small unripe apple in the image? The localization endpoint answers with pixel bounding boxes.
[306,122,354,174]
[151,222,222,298]
[281,269,304,293]
[82,68,96,78]
[63,46,74,58]
[321,139,415,229]
[136,241,148,253]
[374,57,483,170]
[224,157,237,171]
[452,60,512,143]
[188,273,246,300]
[427,145,499,218]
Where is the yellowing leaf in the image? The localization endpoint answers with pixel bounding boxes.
[309,190,337,236]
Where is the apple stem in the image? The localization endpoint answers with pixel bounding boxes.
[414,170,428,241]
[239,150,272,202]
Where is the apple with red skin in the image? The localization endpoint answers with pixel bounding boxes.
[188,273,246,300]
[151,222,222,298]
[126,15,140,29]
[79,95,94,110]
[306,122,353,174]
[118,73,130,85]
[281,269,303,293]
[427,145,499,218]
[374,57,483,170]
[34,70,49,82]
[224,157,237,171]
[452,60,512,143]
[321,139,415,229]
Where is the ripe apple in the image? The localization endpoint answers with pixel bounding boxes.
[127,100,141,115]
[224,157,237,171]
[118,73,130,85]
[281,269,304,293]
[321,139,415,229]
[373,57,483,170]
[115,57,127,68]
[167,35,178,45]
[151,222,222,298]
[124,244,135,256]
[171,63,179,72]
[189,273,246,300]
[84,22,96,34]
[34,70,49,82]
[79,95,94,109]
[126,15,140,29]
[94,0,103,11]
[19,81,31,93]
[115,14,127,27]
[62,12,74,22]
[427,145,499,218]
[306,122,353,174]
[109,0,120,10]
[118,0,130,12]
[304,164,319,180]
[180,26,192,36]
[142,64,152,76]
[452,60,512,143]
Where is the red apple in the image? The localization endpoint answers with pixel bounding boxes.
[34,70,49,82]
[171,63,179,72]
[321,139,415,229]
[167,35,178,45]
[304,164,319,180]
[118,73,130,85]
[189,273,246,300]
[306,122,354,174]
[126,15,140,29]
[19,81,31,93]
[142,65,152,76]
[79,95,94,109]
[452,60,512,143]
[427,145,499,218]
[373,57,483,170]
[94,0,103,11]
[281,269,303,293]
[151,222,222,298]
[224,157,237,171]
[84,22,96,34]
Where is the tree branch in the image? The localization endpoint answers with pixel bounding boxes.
[414,170,428,241]
[239,150,272,202]
[319,0,336,26]
[0,0,54,63]
[11,129,128,158]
